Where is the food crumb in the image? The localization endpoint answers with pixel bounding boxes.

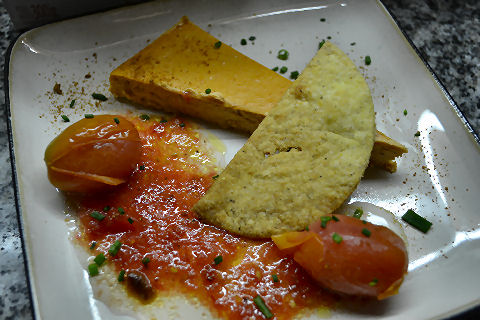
[53,83,63,95]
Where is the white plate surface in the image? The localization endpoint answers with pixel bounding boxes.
[7,0,480,319]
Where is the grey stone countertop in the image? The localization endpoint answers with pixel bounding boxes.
[0,0,478,319]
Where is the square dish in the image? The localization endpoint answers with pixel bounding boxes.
[6,0,480,319]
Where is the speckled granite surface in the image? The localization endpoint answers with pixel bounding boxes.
[0,0,478,319]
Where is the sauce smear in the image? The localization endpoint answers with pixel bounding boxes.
[73,115,337,319]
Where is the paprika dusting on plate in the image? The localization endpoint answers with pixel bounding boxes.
[71,115,337,319]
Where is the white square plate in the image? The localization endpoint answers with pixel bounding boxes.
[7,0,480,319]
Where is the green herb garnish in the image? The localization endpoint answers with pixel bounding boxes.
[212,175,219,179]
[103,206,111,212]
[179,123,185,127]
[118,207,125,215]
[320,18,326,22]
[361,228,371,237]
[277,49,289,60]
[118,269,126,282]
[241,39,247,45]
[369,278,378,286]
[332,215,339,222]
[88,263,99,276]
[403,109,408,116]
[205,88,212,94]
[69,99,75,108]
[140,114,150,121]
[320,216,332,228]
[414,131,421,137]
[61,115,70,122]
[332,232,343,244]
[92,93,107,101]
[289,71,299,80]
[139,165,145,170]
[142,257,151,265]
[353,208,363,219]
[279,66,288,74]
[127,217,134,224]
[90,211,105,221]
[249,36,256,41]
[365,55,372,65]
[272,274,279,283]
[108,240,122,256]
[213,255,223,265]
[84,114,94,119]
[272,66,279,72]
[253,295,273,319]
[94,253,106,266]
[402,209,432,233]
[214,41,222,49]
[318,40,325,49]
[89,241,96,250]
[114,117,120,124]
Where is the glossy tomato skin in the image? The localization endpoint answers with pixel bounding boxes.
[272,214,408,299]
[44,115,141,193]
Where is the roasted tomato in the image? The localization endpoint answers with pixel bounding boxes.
[272,214,408,299]
[44,115,141,193]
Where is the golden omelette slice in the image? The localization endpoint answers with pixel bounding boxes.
[193,42,375,238]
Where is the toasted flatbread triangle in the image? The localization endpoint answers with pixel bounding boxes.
[193,42,375,238]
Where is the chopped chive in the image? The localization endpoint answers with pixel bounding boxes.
[272,66,279,72]
[90,211,105,221]
[289,71,299,80]
[69,99,75,108]
[94,253,106,266]
[142,257,151,265]
[353,208,363,219]
[320,216,332,228]
[88,263,99,276]
[402,209,432,233]
[253,295,273,319]
[332,215,339,222]
[318,40,325,49]
[332,232,343,244]
[305,225,309,231]
[118,269,126,282]
[320,18,326,22]
[118,207,125,215]
[249,36,256,41]
[272,274,279,283]
[350,42,356,46]
[108,240,122,256]
[139,165,145,170]
[279,66,288,74]
[403,109,408,116]
[277,49,289,60]
[61,115,70,122]
[127,217,134,224]
[369,278,378,286]
[140,114,150,120]
[361,228,371,237]
[212,175,219,179]
[84,114,94,119]
[213,255,223,265]
[362,220,367,224]
[103,206,111,212]
[92,93,107,101]
[179,123,185,127]
[89,241,97,250]
[214,41,222,49]
[114,117,120,124]
[205,88,212,94]
[240,39,247,45]
[160,119,168,123]
[327,36,332,40]
[365,55,372,65]
[414,131,421,137]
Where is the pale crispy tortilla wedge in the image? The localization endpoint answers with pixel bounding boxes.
[193,42,376,238]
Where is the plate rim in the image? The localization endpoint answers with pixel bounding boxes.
[3,1,480,319]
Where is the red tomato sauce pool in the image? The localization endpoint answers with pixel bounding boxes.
[72,115,337,319]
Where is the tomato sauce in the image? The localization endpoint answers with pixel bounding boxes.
[72,115,337,319]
